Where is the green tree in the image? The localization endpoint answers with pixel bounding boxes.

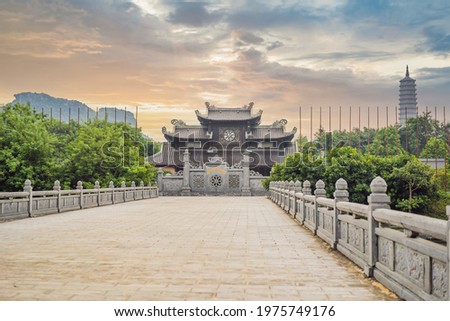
[392,158,434,212]
[0,103,59,190]
[419,137,448,159]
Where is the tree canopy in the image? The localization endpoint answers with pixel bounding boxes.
[0,103,158,191]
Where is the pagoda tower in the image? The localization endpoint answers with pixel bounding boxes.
[398,65,418,125]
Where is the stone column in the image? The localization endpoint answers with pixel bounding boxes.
[314,180,326,235]
[181,149,191,196]
[109,181,115,204]
[157,168,163,196]
[301,180,311,224]
[94,180,100,206]
[76,181,83,209]
[241,151,251,196]
[333,178,349,249]
[366,176,390,277]
[287,181,295,213]
[121,181,126,202]
[131,181,136,200]
[293,180,302,219]
[24,179,33,217]
[53,180,61,213]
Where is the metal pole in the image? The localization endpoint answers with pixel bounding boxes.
[377,106,380,156]
[395,106,399,154]
[444,106,447,190]
[435,106,438,176]
[367,106,370,154]
[358,106,361,152]
[426,106,429,161]
[385,106,389,156]
[310,106,313,152]
[405,107,408,153]
[348,106,352,147]
[416,108,419,157]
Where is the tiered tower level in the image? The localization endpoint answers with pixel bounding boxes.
[149,102,297,176]
[398,65,418,125]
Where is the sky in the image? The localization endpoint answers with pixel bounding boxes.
[0,0,449,140]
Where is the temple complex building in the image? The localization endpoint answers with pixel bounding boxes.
[149,102,297,176]
[398,65,418,125]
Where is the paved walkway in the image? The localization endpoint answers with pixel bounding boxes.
[0,197,396,300]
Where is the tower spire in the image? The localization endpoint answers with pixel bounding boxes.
[406,65,409,77]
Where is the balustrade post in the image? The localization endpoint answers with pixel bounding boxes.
[121,182,126,202]
[447,206,450,300]
[157,168,163,196]
[314,180,326,235]
[281,181,287,208]
[109,181,115,204]
[284,180,289,209]
[76,181,83,209]
[23,180,33,217]
[94,180,100,206]
[333,178,349,249]
[53,180,61,212]
[131,181,136,200]
[275,182,280,204]
[366,176,390,277]
[302,180,311,224]
[287,181,295,212]
[181,149,192,196]
[294,181,302,218]
[140,181,145,199]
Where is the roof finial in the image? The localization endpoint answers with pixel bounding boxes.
[406,65,409,77]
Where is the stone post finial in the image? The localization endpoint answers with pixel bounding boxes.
[368,176,390,206]
[76,181,83,190]
[303,180,312,195]
[23,179,33,192]
[314,180,326,197]
[148,181,152,187]
[53,180,61,191]
[94,181,100,189]
[109,181,114,189]
[183,149,190,163]
[334,178,349,202]
[289,180,295,191]
[294,180,302,193]
[140,181,144,187]
[366,176,390,277]
[121,181,126,188]
[131,181,136,188]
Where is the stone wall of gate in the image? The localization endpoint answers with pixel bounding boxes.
[157,150,268,196]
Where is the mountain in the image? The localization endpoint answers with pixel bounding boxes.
[11,92,137,126]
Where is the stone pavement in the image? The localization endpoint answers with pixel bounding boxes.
[0,197,397,300]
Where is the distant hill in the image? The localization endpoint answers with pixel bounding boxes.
[11,92,137,126]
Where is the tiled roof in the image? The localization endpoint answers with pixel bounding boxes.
[195,109,262,121]
[164,127,211,140]
[250,127,297,140]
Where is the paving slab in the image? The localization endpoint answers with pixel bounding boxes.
[0,197,397,300]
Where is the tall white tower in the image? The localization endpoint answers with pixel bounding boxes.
[398,65,418,125]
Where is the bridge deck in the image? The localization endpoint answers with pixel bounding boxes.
[0,197,396,300]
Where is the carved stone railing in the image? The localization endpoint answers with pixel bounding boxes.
[0,180,158,220]
[269,177,450,301]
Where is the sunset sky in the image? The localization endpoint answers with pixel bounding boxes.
[1,0,449,140]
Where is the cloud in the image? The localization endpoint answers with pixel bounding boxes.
[166,2,223,27]
[420,27,450,54]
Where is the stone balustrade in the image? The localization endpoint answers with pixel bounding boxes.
[0,180,158,220]
[269,177,450,301]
